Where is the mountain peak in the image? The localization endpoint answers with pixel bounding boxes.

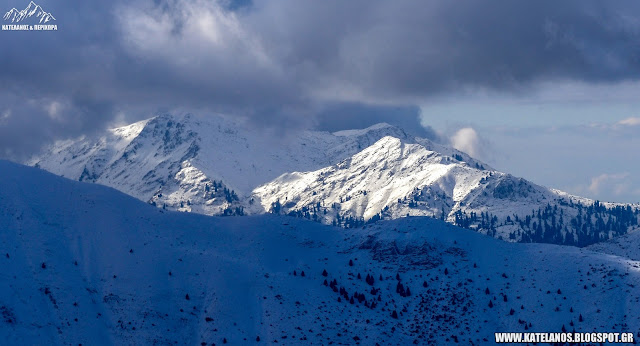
[28,113,640,247]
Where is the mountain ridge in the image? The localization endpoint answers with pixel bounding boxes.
[29,113,640,246]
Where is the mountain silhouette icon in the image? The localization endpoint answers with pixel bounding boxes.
[3,1,56,24]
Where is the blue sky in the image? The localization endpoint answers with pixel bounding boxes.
[420,82,640,203]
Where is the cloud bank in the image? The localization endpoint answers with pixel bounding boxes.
[588,173,631,196]
[1,0,640,157]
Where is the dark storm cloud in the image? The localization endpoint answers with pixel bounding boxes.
[1,0,639,158]
[0,92,115,158]
[248,0,640,99]
[313,102,445,141]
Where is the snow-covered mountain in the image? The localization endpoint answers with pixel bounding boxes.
[30,113,640,247]
[254,135,640,246]
[3,1,55,24]
[1,160,639,344]
[29,113,423,216]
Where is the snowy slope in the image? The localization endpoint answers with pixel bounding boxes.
[254,136,640,246]
[254,135,493,222]
[1,160,640,345]
[30,114,415,216]
[588,229,640,261]
[30,113,639,246]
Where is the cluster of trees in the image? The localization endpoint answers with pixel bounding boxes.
[202,181,244,215]
[451,200,639,247]
[332,214,366,228]
[520,201,637,246]
[450,153,485,170]
[270,199,371,228]
[395,273,412,297]
[223,206,244,216]
[321,268,380,309]
[405,189,449,213]
[396,281,411,297]
[204,181,238,203]
[268,187,638,247]
[453,210,498,230]
[150,179,242,214]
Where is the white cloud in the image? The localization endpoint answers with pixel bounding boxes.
[450,127,480,158]
[117,0,275,73]
[109,111,130,128]
[588,173,630,196]
[617,117,640,126]
[0,109,10,125]
[46,101,64,121]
